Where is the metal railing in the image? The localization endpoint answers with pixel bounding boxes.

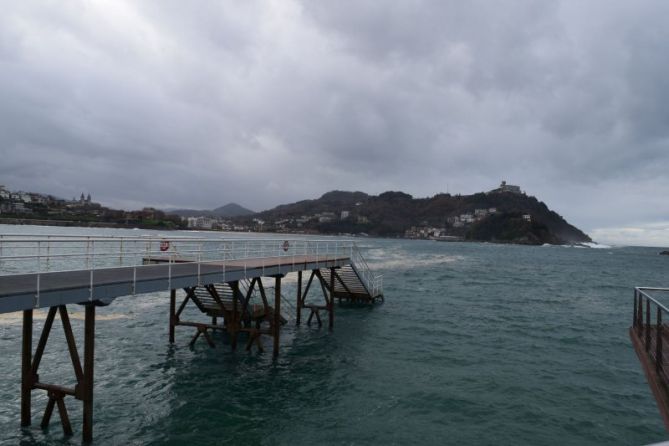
[633,287,669,382]
[350,246,383,297]
[0,234,382,300]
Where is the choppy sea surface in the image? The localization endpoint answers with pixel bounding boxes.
[0,225,667,445]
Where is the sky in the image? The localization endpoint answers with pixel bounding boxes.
[0,1,668,246]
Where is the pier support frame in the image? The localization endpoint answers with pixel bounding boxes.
[329,267,335,330]
[273,275,282,359]
[20,304,96,443]
[21,309,33,427]
[170,281,283,354]
[169,289,176,344]
[296,271,302,325]
[298,269,335,329]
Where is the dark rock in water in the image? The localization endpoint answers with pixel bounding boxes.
[660,250,669,255]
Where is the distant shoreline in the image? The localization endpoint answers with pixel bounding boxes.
[0,217,132,229]
[0,219,602,249]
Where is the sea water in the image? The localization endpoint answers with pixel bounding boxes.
[0,225,666,445]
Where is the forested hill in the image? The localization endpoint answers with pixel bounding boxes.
[247,190,591,245]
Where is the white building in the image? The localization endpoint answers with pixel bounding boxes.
[490,181,522,194]
[188,216,216,229]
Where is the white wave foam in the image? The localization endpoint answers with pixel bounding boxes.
[0,310,128,325]
[581,242,612,249]
[369,254,463,270]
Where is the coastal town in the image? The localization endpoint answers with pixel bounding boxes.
[0,182,539,241]
[0,184,184,229]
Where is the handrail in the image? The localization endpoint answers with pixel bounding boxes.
[350,243,383,297]
[0,234,385,313]
[632,287,669,384]
[0,235,366,275]
[636,287,669,314]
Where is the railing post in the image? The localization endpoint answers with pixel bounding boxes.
[657,308,663,373]
[46,236,51,271]
[273,276,281,359]
[82,304,95,443]
[638,294,644,337]
[197,247,202,286]
[329,266,335,330]
[296,270,302,325]
[646,298,652,351]
[634,290,638,328]
[86,237,91,270]
[169,289,176,344]
[21,309,33,426]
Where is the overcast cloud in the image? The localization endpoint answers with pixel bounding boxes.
[1,1,668,245]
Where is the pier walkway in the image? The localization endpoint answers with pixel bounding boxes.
[0,235,383,442]
[630,287,669,431]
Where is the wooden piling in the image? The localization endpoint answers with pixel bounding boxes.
[329,267,335,330]
[273,276,281,358]
[296,270,302,325]
[169,289,176,344]
[82,305,95,443]
[21,309,32,427]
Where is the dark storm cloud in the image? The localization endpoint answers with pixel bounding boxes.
[0,1,668,244]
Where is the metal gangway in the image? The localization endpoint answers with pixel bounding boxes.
[0,234,383,313]
[0,234,383,442]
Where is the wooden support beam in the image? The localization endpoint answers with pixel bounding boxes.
[296,271,302,325]
[82,305,95,443]
[40,396,55,429]
[58,306,84,384]
[329,267,335,330]
[273,276,281,359]
[32,306,57,375]
[55,394,73,436]
[169,289,176,344]
[314,270,330,305]
[41,390,72,436]
[301,270,316,307]
[230,281,240,351]
[306,306,322,327]
[242,277,258,318]
[21,305,96,441]
[21,309,33,427]
[176,289,191,319]
[202,329,215,348]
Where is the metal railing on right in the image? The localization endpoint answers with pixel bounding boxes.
[350,247,383,298]
[632,287,669,383]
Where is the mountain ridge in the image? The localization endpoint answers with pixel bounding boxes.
[167,202,255,218]
[240,189,591,245]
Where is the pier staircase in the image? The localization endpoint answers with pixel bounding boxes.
[189,280,288,327]
[318,264,384,303]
